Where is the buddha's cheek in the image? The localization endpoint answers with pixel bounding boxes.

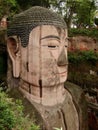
[41,51,60,87]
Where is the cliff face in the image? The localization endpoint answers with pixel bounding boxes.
[68,36,98,51]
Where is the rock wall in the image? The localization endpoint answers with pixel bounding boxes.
[68,36,98,51]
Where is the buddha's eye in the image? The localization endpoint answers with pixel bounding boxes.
[65,45,68,48]
[48,45,58,48]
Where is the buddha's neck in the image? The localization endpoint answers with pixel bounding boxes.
[19,80,66,106]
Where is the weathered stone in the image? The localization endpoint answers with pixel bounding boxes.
[7,6,88,130]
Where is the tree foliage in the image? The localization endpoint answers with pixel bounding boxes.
[68,50,98,65]
[0,0,51,20]
[0,0,98,28]
[0,0,19,20]
[49,0,97,28]
[75,0,97,28]
[16,0,50,10]
[0,90,40,130]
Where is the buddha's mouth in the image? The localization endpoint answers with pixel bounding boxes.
[57,71,67,74]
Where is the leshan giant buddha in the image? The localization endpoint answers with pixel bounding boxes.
[7,6,88,130]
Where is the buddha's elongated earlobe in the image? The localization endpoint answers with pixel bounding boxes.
[7,36,20,78]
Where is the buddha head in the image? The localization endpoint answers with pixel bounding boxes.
[7,6,68,105]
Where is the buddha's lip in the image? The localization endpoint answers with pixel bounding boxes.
[57,71,67,74]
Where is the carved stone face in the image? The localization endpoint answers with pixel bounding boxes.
[7,25,68,88]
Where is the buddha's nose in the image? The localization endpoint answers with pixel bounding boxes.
[57,48,68,66]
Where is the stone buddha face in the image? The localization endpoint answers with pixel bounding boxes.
[7,25,68,88]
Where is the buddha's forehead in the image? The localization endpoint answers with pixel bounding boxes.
[41,25,59,37]
[31,25,59,37]
[41,25,67,40]
[30,25,66,39]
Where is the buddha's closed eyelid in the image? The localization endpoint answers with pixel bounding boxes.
[42,44,59,49]
[65,45,68,48]
[48,45,59,48]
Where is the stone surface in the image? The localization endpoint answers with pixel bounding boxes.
[7,6,88,130]
[68,36,98,51]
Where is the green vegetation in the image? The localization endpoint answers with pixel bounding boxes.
[68,50,98,88]
[0,89,40,130]
[68,50,98,65]
[0,0,98,29]
[0,0,19,20]
[68,72,98,88]
[69,28,98,39]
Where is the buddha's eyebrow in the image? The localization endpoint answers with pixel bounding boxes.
[41,35,60,40]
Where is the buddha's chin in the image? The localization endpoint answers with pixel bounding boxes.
[59,72,67,83]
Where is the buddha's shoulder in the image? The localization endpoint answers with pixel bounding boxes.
[64,81,85,104]
[64,82,88,130]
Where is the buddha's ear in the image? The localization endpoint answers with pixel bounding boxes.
[7,36,21,78]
